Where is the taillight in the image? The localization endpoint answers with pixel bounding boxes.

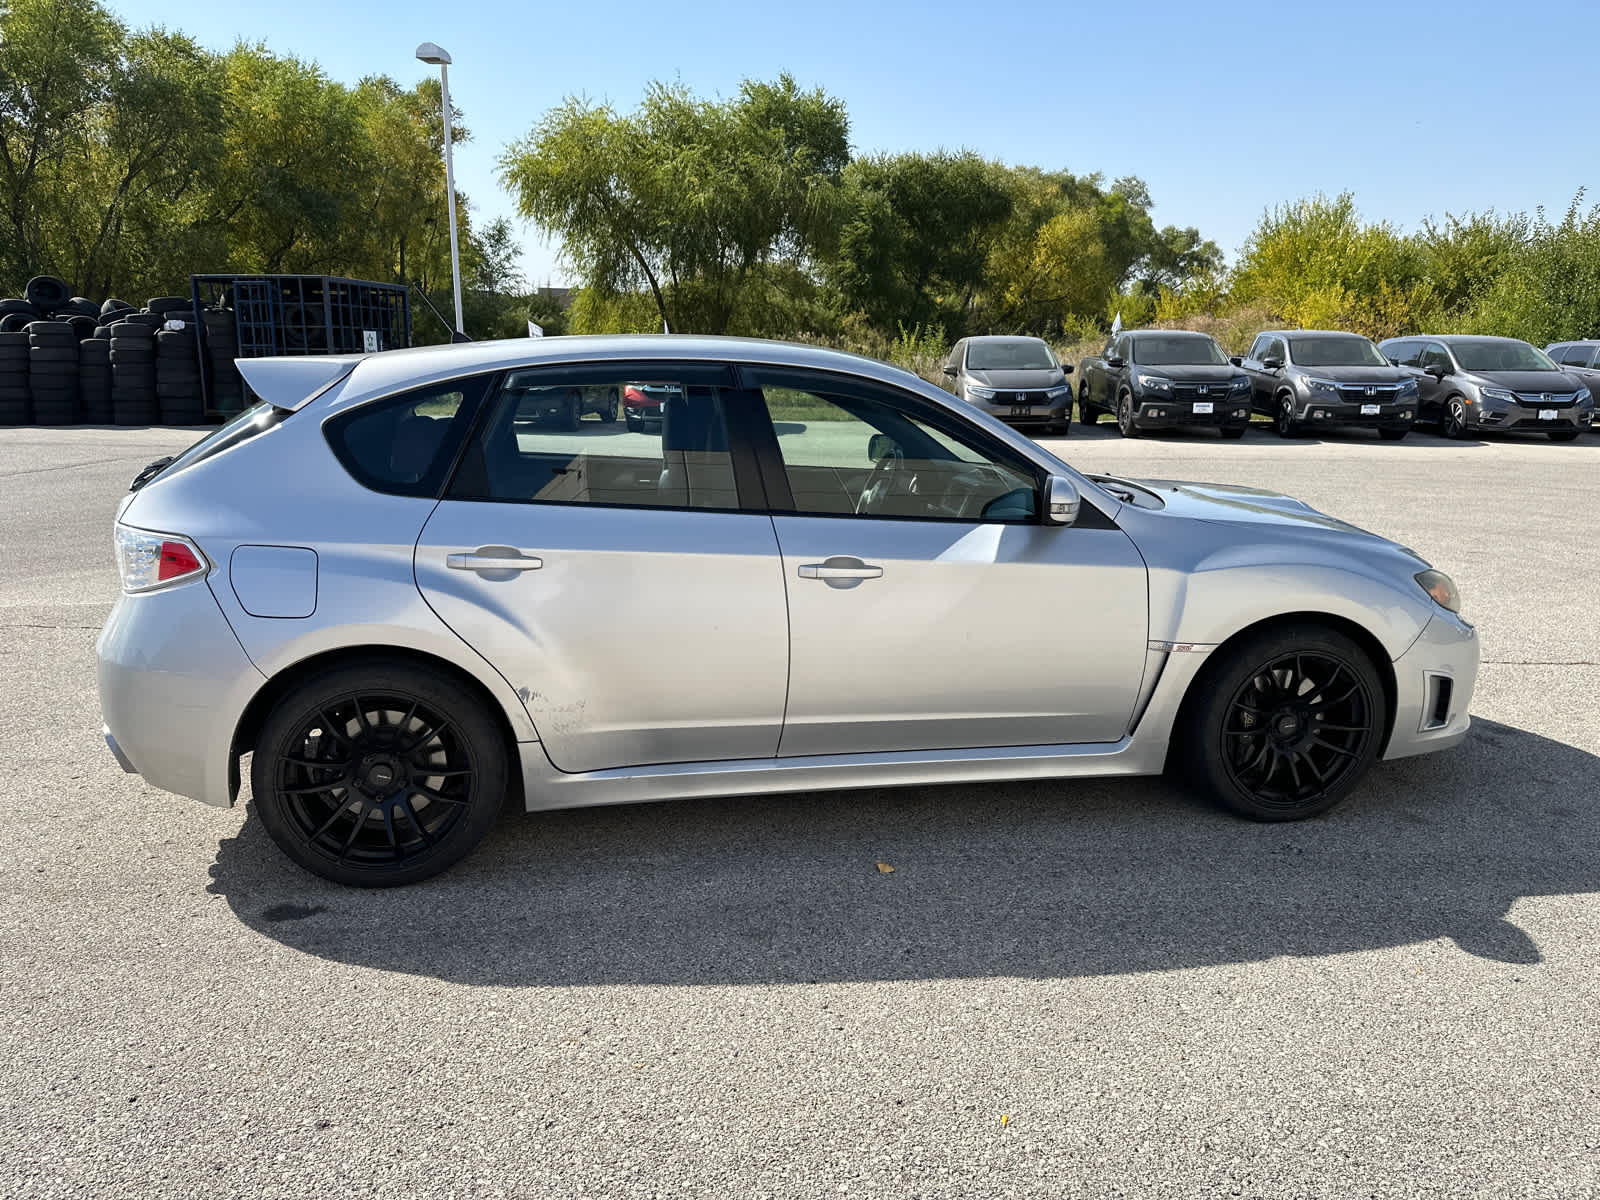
[114,524,210,593]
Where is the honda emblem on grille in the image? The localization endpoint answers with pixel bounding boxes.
[1198,386,1208,395]
[1365,385,1376,397]
[1542,393,1552,402]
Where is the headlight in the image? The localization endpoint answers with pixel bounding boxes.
[1229,376,1250,393]
[967,385,996,400]
[1398,378,1419,396]
[1046,385,1070,399]
[1480,387,1514,404]
[1304,377,1340,396]
[1575,386,1592,405]
[1414,569,1461,614]
[1136,374,1172,391]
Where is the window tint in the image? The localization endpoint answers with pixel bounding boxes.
[757,378,1038,523]
[449,370,739,510]
[325,375,490,497]
[1386,340,1421,367]
[1559,344,1596,367]
[1247,335,1268,361]
[1419,344,1452,372]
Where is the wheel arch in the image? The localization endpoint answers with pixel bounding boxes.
[1170,610,1398,758]
[230,644,526,804]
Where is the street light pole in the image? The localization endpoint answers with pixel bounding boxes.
[415,42,465,340]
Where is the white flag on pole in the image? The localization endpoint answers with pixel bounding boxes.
[1110,311,1123,335]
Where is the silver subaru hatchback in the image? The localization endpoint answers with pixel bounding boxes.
[97,335,1479,886]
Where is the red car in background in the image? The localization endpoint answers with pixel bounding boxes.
[622,381,680,432]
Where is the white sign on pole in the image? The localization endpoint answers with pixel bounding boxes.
[361,330,380,353]
[528,321,544,338]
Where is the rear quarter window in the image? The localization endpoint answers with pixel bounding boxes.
[324,374,494,497]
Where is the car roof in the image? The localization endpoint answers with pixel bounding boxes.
[238,334,939,413]
[1410,334,1529,345]
[1277,329,1371,339]
[964,334,1049,344]
[1126,329,1212,338]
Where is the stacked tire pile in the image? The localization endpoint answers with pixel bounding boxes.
[0,275,243,426]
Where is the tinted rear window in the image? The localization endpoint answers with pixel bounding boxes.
[133,401,293,490]
[324,375,494,497]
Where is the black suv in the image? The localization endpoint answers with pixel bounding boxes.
[1077,330,1252,438]
[1241,330,1417,439]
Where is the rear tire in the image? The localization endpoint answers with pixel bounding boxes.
[251,662,508,887]
[1180,624,1387,822]
[1078,383,1097,425]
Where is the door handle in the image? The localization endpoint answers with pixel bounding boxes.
[446,551,543,572]
[798,559,882,582]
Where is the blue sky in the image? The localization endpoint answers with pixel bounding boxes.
[110,0,1599,288]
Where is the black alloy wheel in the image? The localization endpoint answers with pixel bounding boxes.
[1117,392,1141,438]
[253,664,506,886]
[599,387,619,423]
[1441,396,1467,439]
[1275,395,1300,438]
[1182,624,1386,821]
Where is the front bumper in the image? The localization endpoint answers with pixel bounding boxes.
[975,398,1070,426]
[1133,397,1252,428]
[1383,610,1479,760]
[1298,399,1414,428]
[1471,400,1592,432]
[97,578,264,807]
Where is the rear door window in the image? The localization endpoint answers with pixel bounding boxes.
[446,364,748,511]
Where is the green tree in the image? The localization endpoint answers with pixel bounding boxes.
[500,73,849,334]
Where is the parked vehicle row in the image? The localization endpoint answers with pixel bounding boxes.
[946,331,1596,442]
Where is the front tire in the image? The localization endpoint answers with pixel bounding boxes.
[1441,396,1468,439]
[1180,624,1387,822]
[1275,395,1301,438]
[1116,392,1141,438]
[599,387,618,423]
[252,662,508,886]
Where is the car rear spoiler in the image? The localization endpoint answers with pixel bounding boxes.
[235,355,363,412]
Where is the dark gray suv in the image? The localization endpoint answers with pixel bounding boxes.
[1380,335,1593,441]
[1241,330,1417,439]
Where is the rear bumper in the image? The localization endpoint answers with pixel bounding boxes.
[1383,611,1480,760]
[96,579,265,807]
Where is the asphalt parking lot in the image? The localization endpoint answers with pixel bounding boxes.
[3,420,1598,1198]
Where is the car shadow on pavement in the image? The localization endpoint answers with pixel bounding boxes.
[208,718,1598,985]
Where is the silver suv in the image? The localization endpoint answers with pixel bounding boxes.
[97,336,1477,886]
[943,336,1072,434]
[1242,330,1418,439]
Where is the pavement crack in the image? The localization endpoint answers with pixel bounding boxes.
[1482,659,1597,666]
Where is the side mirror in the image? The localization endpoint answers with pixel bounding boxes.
[1060,363,1073,375]
[1262,356,1283,370]
[1387,357,1400,366]
[1106,355,1125,369]
[1044,475,1080,526]
[942,364,957,378]
[1424,364,1448,380]
[867,433,899,463]
[1228,355,1243,367]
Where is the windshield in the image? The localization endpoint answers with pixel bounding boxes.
[1134,335,1228,366]
[1291,335,1389,367]
[1451,339,1558,372]
[966,340,1056,371]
